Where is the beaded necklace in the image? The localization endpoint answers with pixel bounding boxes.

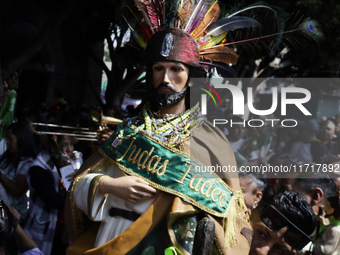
[117,103,204,146]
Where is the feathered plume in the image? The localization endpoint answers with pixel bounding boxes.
[177,0,195,29]
[205,16,261,37]
[201,18,323,52]
[282,18,324,48]
[165,0,181,27]
[223,3,285,56]
[191,1,220,39]
[134,0,155,34]
[187,1,211,33]
[143,0,163,31]
[184,0,206,32]
[124,4,153,41]
[125,0,322,77]
[200,47,238,65]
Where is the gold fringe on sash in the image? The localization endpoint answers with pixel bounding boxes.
[222,190,247,249]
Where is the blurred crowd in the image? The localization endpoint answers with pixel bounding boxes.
[0,76,340,255]
[211,111,340,255]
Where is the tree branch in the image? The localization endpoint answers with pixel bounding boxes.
[107,31,116,66]
[87,43,110,77]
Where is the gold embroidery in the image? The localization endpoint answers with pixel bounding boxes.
[219,194,228,208]
[146,155,162,172]
[177,161,195,184]
[213,237,223,255]
[188,174,202,190]
[116,137,135,162]
[154,159,168,176]
[117,136,169,175]
[88,175,109,220]
[127,145,141,163]
[98,128,241,218]
[69,158,110,238]
[211,188,222,202]
[200,179,216,198]
[137,147,154,168]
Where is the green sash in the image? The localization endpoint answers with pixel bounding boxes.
[99,125,238,218]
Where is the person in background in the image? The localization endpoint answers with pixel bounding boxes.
[291,173,338,255]
[227,116,259,167]
[292,173,336,219]
[24,133,75,255]
[0,73,17,155]
[275,126,298,154]
[0,200,43,255]
[0,122,38,226]
[290,119,328,163]
[249,190,316,255]
[334,113,340,133]
[239,172,272,215]
[266,153,302,193]
[322,154,340,194]
[319,118,339,156]
[57,134,83,172]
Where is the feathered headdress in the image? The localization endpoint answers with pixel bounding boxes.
[121,0,322,78]
[128,0,267,76]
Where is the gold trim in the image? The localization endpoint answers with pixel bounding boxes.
[99,149,227,217]
[88,175,109,221]
[136,126,236,193]
[98,128,239,218]
[69,178,85,238]
[69,167,94,238]
[68,158,110,238]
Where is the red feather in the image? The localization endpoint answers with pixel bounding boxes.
[140,23,153,40]
[144,0,163,31]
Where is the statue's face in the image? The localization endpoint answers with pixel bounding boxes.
[152,61,189,94]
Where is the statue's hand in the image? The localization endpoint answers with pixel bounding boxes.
[99,175,157,203]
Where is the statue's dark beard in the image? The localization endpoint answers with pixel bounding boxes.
[152,82,188,106]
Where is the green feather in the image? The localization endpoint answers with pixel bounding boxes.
[199,32,228,49]
[166,0,181,27]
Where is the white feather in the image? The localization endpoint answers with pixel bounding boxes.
[184,0,204,32]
